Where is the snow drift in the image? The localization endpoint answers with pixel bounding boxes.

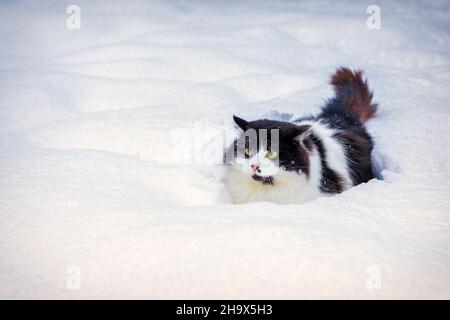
[0,0,449,298]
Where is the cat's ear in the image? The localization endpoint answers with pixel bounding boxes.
[233,115,248,131]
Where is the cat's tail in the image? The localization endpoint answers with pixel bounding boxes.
[328,67,377,124]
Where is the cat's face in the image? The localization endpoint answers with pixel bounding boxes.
[229,115,312,185]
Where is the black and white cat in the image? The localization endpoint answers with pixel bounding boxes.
[225,67,377,204]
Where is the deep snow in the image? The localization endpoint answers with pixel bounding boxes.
[0,0,449,298]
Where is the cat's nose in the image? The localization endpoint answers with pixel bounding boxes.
[251,164,259,174]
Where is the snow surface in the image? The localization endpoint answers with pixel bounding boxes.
[1,0,450,299]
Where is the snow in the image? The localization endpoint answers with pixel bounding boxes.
[1,0,450,299]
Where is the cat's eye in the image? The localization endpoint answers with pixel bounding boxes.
[266,150,278,159]
[244,148,252,156]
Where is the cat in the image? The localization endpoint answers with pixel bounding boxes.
[225,67,377,204]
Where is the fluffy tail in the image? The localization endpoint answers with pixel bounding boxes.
[329,67,376,124]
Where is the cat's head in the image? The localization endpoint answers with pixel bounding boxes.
[229,115,312,185]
